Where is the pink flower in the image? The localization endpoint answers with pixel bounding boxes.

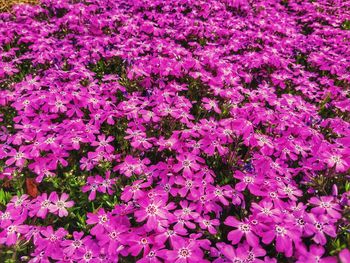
[207,185,239,206]
[137,246,164,263]
[251,201,279,220]
[36,226,67,259]
[114,156,150,177]
[174,201,199,221]
[128,231,152,257]
[199,136,228,156]
[261,216,300,257]
[130,136,153,150]
[98,223,128,257]
[175,176,202,199]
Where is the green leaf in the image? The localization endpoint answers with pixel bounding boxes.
[345,181,350,192]
[341,20,350,30]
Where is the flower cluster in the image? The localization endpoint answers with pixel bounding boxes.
[0,0,349,262]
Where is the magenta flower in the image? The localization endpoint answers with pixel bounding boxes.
[234,171,263,194]
[36,226,67,259]
[339,249,350,263]
[128,232,152,257]
[98,224,128,257]
[202,98,221,114]
[225,216,259,246]
[86,209,111,237]
[251,200,279,220]
[121,180,151,202]
[196,215,220,235]
[199,136,228,156]
[322,151,349,172]
[91,134,114,153]
[174,201,199,221]
[0,217,28,246]
[74,239,100,263]
[134,196,173,231]
[220,242,266,263]
[220,244,245,262]
[130,135,153,150]
[164,237,209,263]
[29,193,52,219]
[0,62,19,77]
[98,171,115,195]
[114,155,150,177]
[49,192,74,217]
[297,245,337,263]
[5,146,30,167]
[309,196,342,219]
[261,216,300,257]
[137,246,164,263]
[207,185,238,206]
[304,213,337,245]
[174,176,202,199]
[173,153,204,177]
[61,231,90,257]
[7,194,30,212]
[29,249,51,263]
[82,176,103,201]
[0,0,349,261]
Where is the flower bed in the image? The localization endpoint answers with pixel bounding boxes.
[0,0,349,262]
